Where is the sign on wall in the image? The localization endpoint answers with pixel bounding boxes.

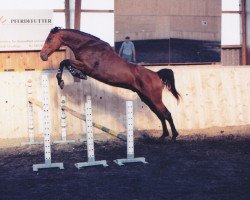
[0,10,53,51]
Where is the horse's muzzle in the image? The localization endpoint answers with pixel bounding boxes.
[40,53,48,61]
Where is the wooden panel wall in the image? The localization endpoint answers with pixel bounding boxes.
[221,48,241,66]
[0,65,250,139]
[115,0,221,41]
[0,50,66,71]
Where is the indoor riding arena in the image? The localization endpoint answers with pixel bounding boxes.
[0,0,250,200]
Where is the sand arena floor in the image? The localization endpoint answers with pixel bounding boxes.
[0,126,249,200]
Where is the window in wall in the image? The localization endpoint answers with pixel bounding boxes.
[221,14,241,46]
[221,0,241,46]
[0,0,64,10]
[80,0,114,46]
[222,0,241,11]
[53,12,66,28]
[81,13,114,46]
[82,0,114,10]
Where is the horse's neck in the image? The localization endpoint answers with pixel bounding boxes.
[61,32,84,50]
[60,31,110,58]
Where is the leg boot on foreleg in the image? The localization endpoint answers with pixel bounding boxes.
[56,59,91,89]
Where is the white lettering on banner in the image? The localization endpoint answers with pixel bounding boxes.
[0,10,53,51]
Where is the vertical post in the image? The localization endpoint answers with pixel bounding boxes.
[33,75,64,171]
[242,0,247,64]
[65,0,70,29]
[74,0,82,30]
[21,79,43,146]
[114,101,148,166]
[53,96,75,144]
[61,96,67,141]
[126,101,134,159]
[42,76,52,165]
[79,101,86,142]
[79,98,101,142]
[75,96,108,169]
[27,79,34,143]
[85,96,95,162]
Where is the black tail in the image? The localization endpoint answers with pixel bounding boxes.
[157,69,181,101]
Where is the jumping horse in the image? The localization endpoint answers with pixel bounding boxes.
[40,27,181,140]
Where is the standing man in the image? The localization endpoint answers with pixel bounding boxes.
[119,36,136,63]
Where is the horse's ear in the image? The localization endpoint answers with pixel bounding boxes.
[50,27,61,34]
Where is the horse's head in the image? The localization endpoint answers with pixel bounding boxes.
[40,27,62,61]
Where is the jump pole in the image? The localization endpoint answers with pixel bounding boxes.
[53,96,75,144]
[61,104,126,142]
[33,75,64,172]
[75,96,108,169]
[21,79,43,146]
[114,101,148,166]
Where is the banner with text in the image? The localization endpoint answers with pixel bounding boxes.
[0,10,53,51]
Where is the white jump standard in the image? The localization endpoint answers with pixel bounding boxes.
[114,101,148,166]
[33,76,64,172]
[75,96,108,169]
[21,79,43,146]
[53,96,75,144]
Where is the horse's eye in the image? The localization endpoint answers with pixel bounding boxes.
[47,38,52,43]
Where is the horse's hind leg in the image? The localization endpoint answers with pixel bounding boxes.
[153,104,178,140]
[162,107,179,140]
[139,92,179,140]
[137,93,170,138]
[159,116,169,138]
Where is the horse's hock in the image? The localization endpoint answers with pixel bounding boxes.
[0,65,250,141]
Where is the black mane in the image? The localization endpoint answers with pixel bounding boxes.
[50,27,100,41]
[50,27,61,34]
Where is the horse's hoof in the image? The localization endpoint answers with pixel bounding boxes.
[171,134,178,141]
[59,80,64,89]
[80,74,87,80]
[159,135,167,140]
[171,136,177,141]
[171,131,179,140]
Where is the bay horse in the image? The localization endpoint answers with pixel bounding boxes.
[40,27,181,140]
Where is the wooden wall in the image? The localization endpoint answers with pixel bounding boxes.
[0,65,249,139]
[0,50,66,71]
[221,48,241,66]
[115,0,221,42]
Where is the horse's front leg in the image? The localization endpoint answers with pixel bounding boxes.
[56,60,67,89]
[57,59,91,89]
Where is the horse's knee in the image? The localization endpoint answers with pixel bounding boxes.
[60,59,70,67]
[57,59,70,79]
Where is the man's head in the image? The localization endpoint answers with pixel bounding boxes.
[125,36,130,42]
